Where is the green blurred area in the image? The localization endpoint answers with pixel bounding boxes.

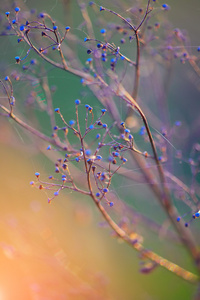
[0,0,200,299]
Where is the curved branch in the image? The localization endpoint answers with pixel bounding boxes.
[90,189,198,284]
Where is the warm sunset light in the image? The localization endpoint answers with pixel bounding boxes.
[0,1,200,299]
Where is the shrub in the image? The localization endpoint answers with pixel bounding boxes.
[1,1,200,299]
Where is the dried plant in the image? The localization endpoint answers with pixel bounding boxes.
[1,1,200,298]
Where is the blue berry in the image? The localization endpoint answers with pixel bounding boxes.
[96,133,101,139]
[162,4,170,10]
[47,145,51,150]
[30,59,36,65]
[53,25,57,30]
[101,108,107,113]
[108,156,113,162]
[35,172,40,177]
[96,192,101,197]
[102,124,107,128]
[125,128,130,133]
[85,149,91,156]
[89,124,94,130]
[20,25,25,31]
[5,12,10,16]
[54,108,60,113]
[140,126,145,135]
[69,120,75,126]
[54,191,59,196]
[122,158,128,163]
[39,12,44,18]
[100,28,106,34]
[129,134,133,140]
[175,121,181,127]
[55,167,59,173]
[15,7,20,12]
[109,202,114,207]
[96,155,102,160]
[75,99,81,105]
[65,26,70,31]
[103,188,108,193]
[80,78,85,84]
[113,152,119,157]
[15,56,20,63]
[100,6,105,11]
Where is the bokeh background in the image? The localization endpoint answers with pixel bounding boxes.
[0,0,200,299]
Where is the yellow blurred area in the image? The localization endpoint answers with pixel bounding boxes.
[0,141,196,300]
[0,115,196,300]
[0,140,114,299]
[0,120,149,299]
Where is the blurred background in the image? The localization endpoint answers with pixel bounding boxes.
[0,0,200,299]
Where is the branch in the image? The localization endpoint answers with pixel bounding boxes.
[0,104,74,152]
[90,187,198,284]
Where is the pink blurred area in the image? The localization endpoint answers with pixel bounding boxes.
[0,138,111,300]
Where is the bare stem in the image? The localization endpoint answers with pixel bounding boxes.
[119,91,200,273]
[89,190,198,284]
